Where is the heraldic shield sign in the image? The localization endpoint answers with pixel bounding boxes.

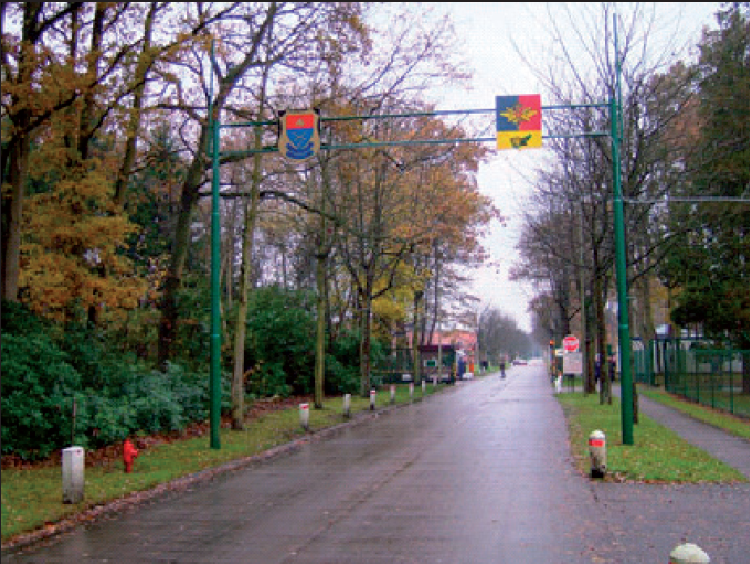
[278,109,321,162]
[495,95,542,150]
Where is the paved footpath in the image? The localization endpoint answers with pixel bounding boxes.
[3,369,750,563]
[593,386,750,562]
[631,390,750,480]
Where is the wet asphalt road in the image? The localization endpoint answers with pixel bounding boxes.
[6,366,750,563]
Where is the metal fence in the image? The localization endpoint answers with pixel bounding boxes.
[634,339,750,418]
[372,348,457,386]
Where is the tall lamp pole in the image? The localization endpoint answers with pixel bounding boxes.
[209,41,222,449]
[611,16,634,446]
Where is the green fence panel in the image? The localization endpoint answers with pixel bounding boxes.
[646,339,749,417]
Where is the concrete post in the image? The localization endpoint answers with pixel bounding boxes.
[62,446,84,504]
[343,394,351,418]
[669,543,710,563]
[589,429,607,479]
[299,403,309,431]
[409,382,414,401]
[390,384,396,404]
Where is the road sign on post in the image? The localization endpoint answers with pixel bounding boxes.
[563,336,580,353]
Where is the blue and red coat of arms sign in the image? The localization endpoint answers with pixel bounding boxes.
[278,109,321,162]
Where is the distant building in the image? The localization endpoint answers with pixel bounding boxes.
[406,329,478,377]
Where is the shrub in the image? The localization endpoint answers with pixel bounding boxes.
[244,287,317,395]
[1,334,81,459]
[1,302,212,456]
[325,354,360,395]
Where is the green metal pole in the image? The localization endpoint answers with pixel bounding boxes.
[209,42,221,449]
[611,18,634,445]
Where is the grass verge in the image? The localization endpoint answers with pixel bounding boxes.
[1,383,445,545]
[556,392,747,483]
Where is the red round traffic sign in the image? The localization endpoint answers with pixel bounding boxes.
[562,336,580,352]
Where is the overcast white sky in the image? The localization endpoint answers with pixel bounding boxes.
[423,2,722,333]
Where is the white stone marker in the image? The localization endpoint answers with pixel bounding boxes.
[62,446,84,504]
[669,543,710,563]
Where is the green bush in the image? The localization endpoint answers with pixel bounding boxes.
[1,301,212,457]
[325,354,360,395]
[244,287,317,395]
[327,330,387,392]
[1,334,82,459]
[73,364,210,449]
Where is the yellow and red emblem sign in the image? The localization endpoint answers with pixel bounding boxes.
[496,95,542,150]
[278,109,321,162]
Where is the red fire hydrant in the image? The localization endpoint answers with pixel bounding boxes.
[123,438,139,473]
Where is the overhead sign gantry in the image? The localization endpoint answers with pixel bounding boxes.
[206,16,634,449]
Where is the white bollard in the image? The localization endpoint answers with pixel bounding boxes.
[589,429,607,479]
[422,380,426,394]
[555,374,562,394]
[299,403,310,431]
[343,394,351,418]
[62,446,85,504]
[409,382,414,400]
[390,384,396,404]
[432,375,437,387]
[370,389,376,410]
[669,543,710,563]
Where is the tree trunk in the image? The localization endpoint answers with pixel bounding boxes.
[1,135,27,303]
[157,127,209,369]
[114,3,156,207]
[314,167,330,409]
[315,249,327,408]
[412,289,421,385]
[359,291,373,397]
[231,121,264,429]
[594,275,610,405]
[584,294,596,394]
[1,4,39,303]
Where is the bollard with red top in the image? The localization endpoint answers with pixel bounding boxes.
[299,403,310,431]
[589,429,606,479]
[123,438,139,473]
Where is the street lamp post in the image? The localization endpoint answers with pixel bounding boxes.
[611,17,634,446]
[209,42,222,449]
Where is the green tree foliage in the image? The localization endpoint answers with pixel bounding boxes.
[243,287,318,397]
[667,4,750,347]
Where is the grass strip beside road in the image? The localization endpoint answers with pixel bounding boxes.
[1,384,443,545]
[638,386,750,440]
[557,392,747,483]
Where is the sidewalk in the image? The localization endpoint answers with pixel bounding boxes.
[613,385,750,480]
[634,391,750,480]
[560,382,750,563]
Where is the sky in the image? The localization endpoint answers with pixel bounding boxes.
[423,2,722,333]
